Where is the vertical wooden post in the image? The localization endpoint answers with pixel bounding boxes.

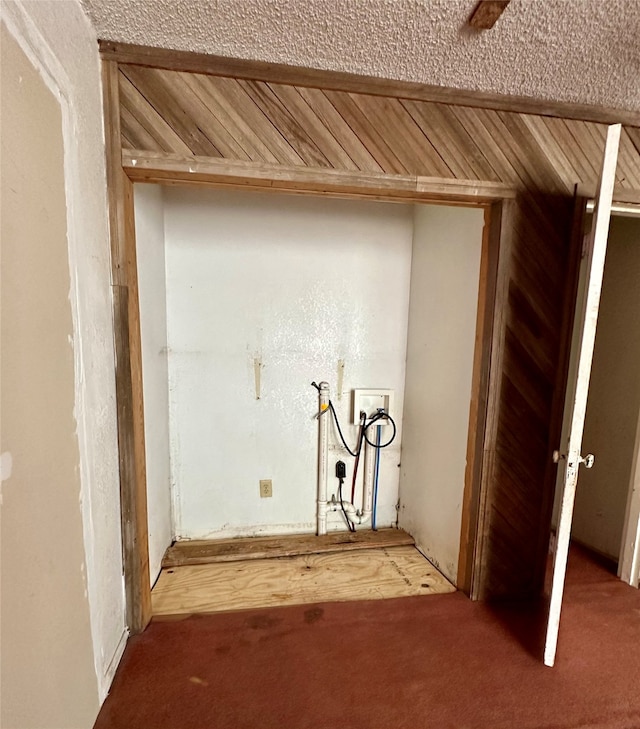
[102,60,151,633]
[469,198,514,600]
[457,200,504,595]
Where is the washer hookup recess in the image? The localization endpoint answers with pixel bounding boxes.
[351,389,394,426]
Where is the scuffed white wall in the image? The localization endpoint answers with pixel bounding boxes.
[1,0,125,704]
[144,189,483,554]
[163,187,412,539]
[134,184,172,584]
[398,205,484,583]
[573,217,640,561]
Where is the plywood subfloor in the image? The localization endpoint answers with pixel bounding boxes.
[152,546,455,617]
[162,527,414,567]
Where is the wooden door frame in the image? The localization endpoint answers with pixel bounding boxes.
[102,59,518,632]
[457,198,513,598]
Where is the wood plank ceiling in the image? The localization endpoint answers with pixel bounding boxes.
[118,65,640,191]
[117,62,640,599]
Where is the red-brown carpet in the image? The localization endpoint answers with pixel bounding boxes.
[94,547,640,729]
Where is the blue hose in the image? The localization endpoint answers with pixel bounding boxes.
[372,424,382,531]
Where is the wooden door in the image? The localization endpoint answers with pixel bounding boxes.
[544,124,621,667]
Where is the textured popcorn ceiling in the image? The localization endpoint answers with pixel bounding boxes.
[82,0,640,113]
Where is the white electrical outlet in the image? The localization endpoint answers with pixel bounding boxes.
[352,389,394,426]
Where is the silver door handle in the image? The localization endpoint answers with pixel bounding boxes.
[578,453,595,469]
[553,451,594,468]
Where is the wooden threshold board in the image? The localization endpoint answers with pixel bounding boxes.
[162,527,414,568]
[152,546,455,617]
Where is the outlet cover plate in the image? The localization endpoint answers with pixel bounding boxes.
[352,389,394,426]
[259,479,272,498]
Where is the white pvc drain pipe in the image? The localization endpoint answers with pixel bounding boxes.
[316,381,330,536]
[316,381,376,533]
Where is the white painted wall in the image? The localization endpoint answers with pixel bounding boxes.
[398,205,484,583]
[163,187,412,539]
[573,216,640,561]
[1,24,100,728]
[1,0,125,712]
[134,184,172,584]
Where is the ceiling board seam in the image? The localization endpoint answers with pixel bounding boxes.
[176,72,253,162]
[450,107,522,188]
[577,120,628,186]
[120,130,136,150]
[430,102,500,180]
[506,114,574,195]
[400,99,483,180]
[494,111,566,195]
[518,116,579,193]
[443,106,504,182]
[266,82,359,171]
[345,93,431,176]
[186,75,280,164]
[626,128,640,158]
[119,73,194,155]
[547,119,597,185]
[240,79,332,168]
[345,93,414,175]
[617,131,640,188]
[121,65,222,158]
[384,98,456,178]
[208,76,306,167]
[120,105,163,153]
[177,72,261,163]
[321,90,408,175]
[296,87,384,173]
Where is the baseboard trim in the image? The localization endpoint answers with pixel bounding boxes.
[100,629,128,701]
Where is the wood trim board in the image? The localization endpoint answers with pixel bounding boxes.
[98,40,640,128]
[162,528,415,567]
[102,61,127,285]
[102,60,151,634]
[457,201,503,594]
[470,198,514,599]
[122,149,516,204]
[468,1,511,30]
